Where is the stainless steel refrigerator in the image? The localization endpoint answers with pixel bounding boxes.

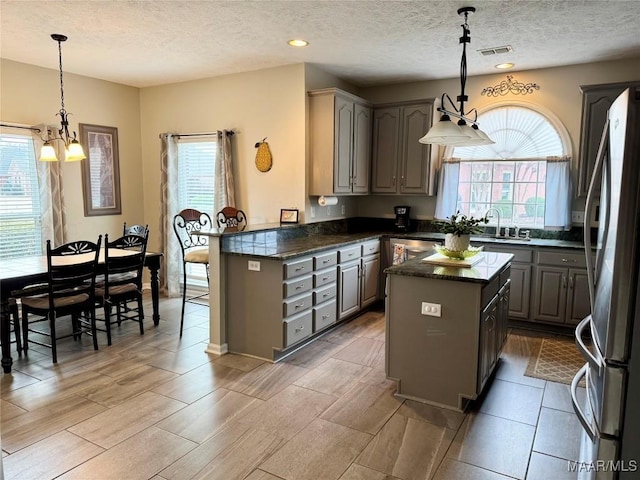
[572,87,640,479]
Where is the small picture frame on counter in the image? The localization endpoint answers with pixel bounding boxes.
[280,208,299,224]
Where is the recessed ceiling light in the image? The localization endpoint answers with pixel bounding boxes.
[287,39,309,47]
[495,63,515,69]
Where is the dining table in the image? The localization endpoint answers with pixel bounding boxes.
[0,250,163,373]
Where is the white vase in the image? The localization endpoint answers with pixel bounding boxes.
[444,233,470,252]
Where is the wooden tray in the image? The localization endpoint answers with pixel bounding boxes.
[420,252,485,268]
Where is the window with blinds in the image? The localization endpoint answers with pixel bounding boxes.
[0,132,43,259]
[177,136,217,285]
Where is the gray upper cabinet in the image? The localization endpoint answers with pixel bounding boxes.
[577,81,640,197]
[309,88,372,195]
[371,100,435,195]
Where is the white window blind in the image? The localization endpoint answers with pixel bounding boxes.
[177,137,217,215]
[0,132,43,259]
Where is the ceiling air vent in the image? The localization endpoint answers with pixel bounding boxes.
[478,45,514,56]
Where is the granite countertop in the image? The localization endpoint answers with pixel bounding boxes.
[385,252,514,284]
[388,232,586,249]
[222,232,383,260]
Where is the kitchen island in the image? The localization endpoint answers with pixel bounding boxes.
[385,251,513,412]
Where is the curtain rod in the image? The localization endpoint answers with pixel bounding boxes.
[0,123,43,133]
[159,130,235,139]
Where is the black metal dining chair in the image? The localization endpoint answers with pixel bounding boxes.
[123,222,149,237]
[21,237,102,363]
[216,206,247,230]
[95,233,148,345]
[173,208,212,337]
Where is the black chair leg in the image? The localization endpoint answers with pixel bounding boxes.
[90,309,99,351]
[21,305,29,354]
[104,305,112,346]
[10,300,22,354]
[137,297,145,335]
[180,263,187,337]
[50,312,57,364]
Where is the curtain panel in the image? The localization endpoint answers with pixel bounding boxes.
[544,157,572,230]
[32,124,66,247]
[434,161,460,220]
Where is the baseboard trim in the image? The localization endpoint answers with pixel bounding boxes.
[206,343,229,356]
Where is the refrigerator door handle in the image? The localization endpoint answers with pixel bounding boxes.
[584,117,609,312]
[571,363,597,442]
[575,315,603,374]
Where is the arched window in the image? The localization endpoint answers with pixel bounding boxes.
[436,103,572,230]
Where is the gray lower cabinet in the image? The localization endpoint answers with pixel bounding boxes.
[226,238,380,361]
[338,239,381,319]
[532,249,590,325]
[479,295,499,392]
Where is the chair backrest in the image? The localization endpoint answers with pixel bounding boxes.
[216,206,247,230]
[46,237,102,309]
[173,208,213,257]
[123,223,149,238]
[103,234,148,295]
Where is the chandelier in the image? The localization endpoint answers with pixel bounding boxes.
[419,7,494,147]
[39,34,86,162]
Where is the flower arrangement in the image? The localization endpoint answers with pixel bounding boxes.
[435,211,489,237]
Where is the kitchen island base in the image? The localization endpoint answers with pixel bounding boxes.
[385,253,512,412]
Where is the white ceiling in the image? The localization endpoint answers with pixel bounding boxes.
[1,0,639,89]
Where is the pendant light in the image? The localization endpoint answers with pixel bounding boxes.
[40,34,86,162]
[419,7,494,146]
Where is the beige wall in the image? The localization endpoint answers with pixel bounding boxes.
[139,64,307,250]
[0,59,143,240]
[357,58,640,219]
[2,56,638,248]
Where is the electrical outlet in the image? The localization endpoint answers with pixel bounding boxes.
[421,302,442,317]
[572,211,584,224]
[248,260,261,271]
[310,206,316,218]
[327,206,332,216]
[341,205,345,215]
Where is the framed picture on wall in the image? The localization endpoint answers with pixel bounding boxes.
[79,124,122,216]
[280,208,299,224]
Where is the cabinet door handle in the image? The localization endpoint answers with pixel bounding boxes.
[322,276,329,281]
[562,275,567,288]
[569,275,574,289]
[295,303,305,309]
[322,292,330,297]
[322,314,330,319]
[392,176,396,186]
[295,266,305,271]
[323,259,330,264]
[295,326,305,332]
[295,284,305,290]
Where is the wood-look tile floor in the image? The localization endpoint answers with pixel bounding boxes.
[1,295,585,480]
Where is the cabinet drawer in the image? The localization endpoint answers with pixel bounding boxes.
[284,310,312,347]
[314,283,337,304]
[284,257,313,279]
[313,300,337,332]
[283,274,313,298]
[283,292,313,317]
[537,250,586,268]
[313,267,337,288]
[338,245,361,263]
[314,251,338,269]
[361,240,380,256]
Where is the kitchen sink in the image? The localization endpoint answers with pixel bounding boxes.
[473,235,531,242]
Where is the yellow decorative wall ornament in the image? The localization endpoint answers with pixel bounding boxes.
[255,137,273,172]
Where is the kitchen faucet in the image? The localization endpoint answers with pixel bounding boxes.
[485,207,501,237]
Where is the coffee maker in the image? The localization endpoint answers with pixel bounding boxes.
[394,205,411,232]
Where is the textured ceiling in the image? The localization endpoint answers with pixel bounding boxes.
[1,0,639,88]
